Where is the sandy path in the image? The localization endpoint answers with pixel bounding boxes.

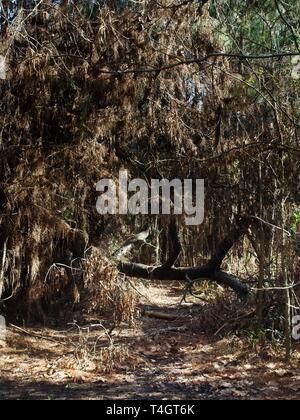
[1,284,300,400]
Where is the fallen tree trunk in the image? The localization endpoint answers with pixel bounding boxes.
[117,216,251,300]
[141,309,182,321]
[118,261,249,299]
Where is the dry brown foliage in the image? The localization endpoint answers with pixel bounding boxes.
[83,248,138,325]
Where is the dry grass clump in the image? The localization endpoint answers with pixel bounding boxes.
[191,286,255,335]
[83,248,138,326]
[66,325,131,374]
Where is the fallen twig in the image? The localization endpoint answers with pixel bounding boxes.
[9,324,69,348]
[141,309,187,321]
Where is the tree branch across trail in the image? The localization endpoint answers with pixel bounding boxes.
[117,217,251,300]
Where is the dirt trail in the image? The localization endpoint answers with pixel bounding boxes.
[0,284,300,400]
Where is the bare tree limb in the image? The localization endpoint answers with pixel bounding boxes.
[95,52,300,75]
[118,261,249,299]
[117,217,250,299]
[208,217,251,269]
[163,219,182,268]
[50,51,300,76]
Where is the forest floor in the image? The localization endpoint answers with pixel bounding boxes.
[0,283,300,400]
